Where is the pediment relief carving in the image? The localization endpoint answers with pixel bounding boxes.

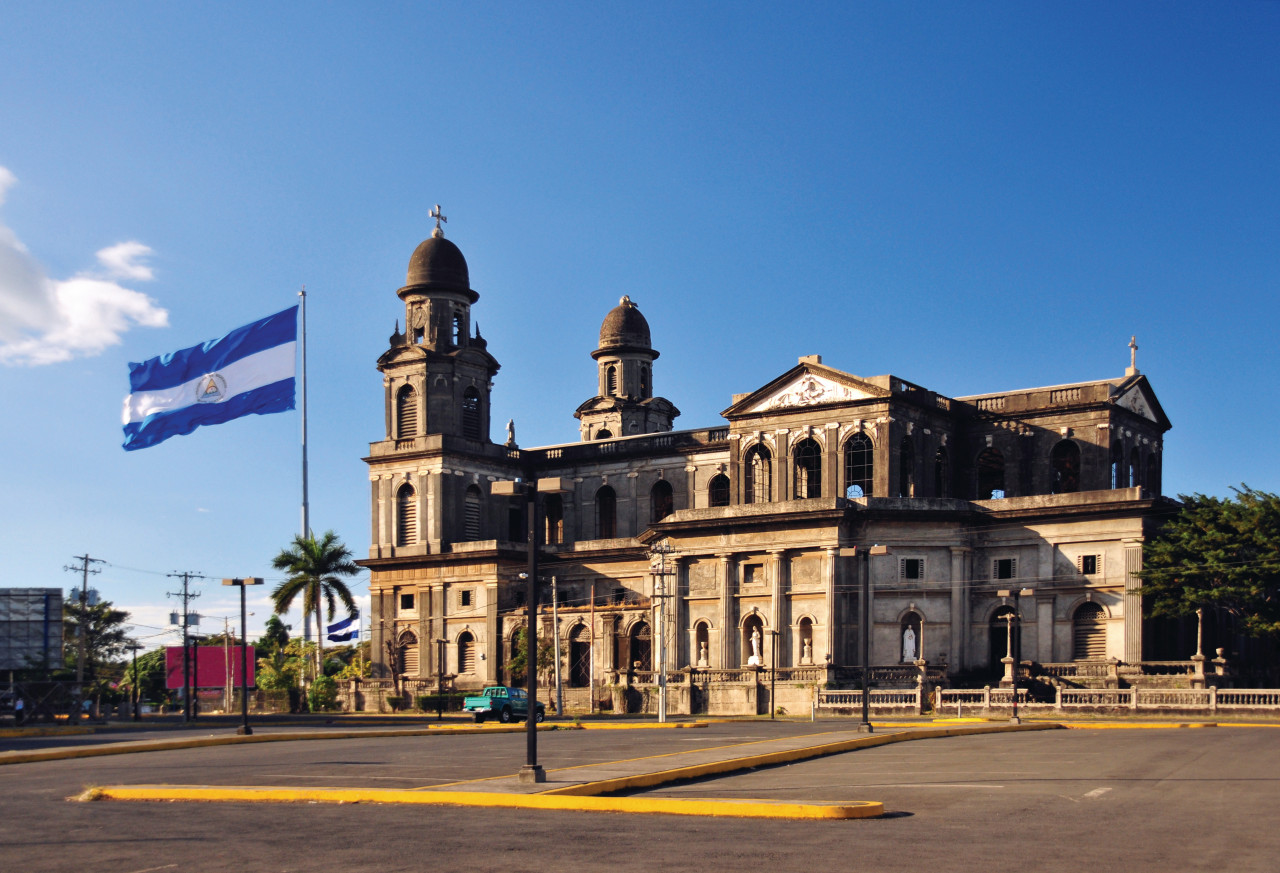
[745,372,879,414]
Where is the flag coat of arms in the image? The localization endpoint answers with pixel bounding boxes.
[122,306,298,451]
[327,612,359,643]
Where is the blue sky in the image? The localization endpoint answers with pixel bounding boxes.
[2,2,1278,649]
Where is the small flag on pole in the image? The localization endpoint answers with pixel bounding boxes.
[122,306,298,451]
[327,612,359,643]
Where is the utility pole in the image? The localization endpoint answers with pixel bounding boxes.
[166,572,204,722]
[64,554,104,722]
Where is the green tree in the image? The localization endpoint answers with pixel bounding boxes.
[505,625,560,686]
[63,596,131,696]
[1140,486,1280,638]
[270,531,359,681]
[256,615,291,659]
[119,648,171,705]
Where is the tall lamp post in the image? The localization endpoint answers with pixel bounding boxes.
[492,476,573,784]
[648,541,675,724]
[125,641,143,722]
[768,629,779,719]
[222,577,263,735]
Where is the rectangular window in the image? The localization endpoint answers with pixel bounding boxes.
[399,592,415,612]
[460,589,473,608]
[994,558,1017,580]
[1077,554,1100,575]
[900,558,923,581]
[742,564,763,586]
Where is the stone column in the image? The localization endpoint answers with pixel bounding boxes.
[728,434,743,505]
[1036,594,1055,664]
[426,471,445,550]
[370,477,383,556]
[1123,539,1143,662]
[718,554,735,667]
[685,464,698,509]
[824,547,838,664]
[949,546,972,670]
[485,582,500,683]
[824,423,840,499]
[769,550,786,665]
[672,557,687,668]
[776,430,790,501]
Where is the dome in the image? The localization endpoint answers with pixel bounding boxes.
[405,229,472,293]
[598,295,652,351]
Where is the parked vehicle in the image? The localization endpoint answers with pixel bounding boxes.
[463,686,545,724]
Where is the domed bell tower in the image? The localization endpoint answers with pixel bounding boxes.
[574,295,679,440]
[377,209,500,445]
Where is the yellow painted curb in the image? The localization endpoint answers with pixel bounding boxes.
[1061,722,1220,730]
[0,726,95,739]
[82,784,882,819]
[541,722,1060,796]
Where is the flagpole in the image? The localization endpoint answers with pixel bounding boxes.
[299,286,312,652]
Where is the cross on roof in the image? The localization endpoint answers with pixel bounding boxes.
[429,204,447,235]
[1128,335,1139,375]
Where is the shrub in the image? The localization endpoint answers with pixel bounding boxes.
[307,675,340,711]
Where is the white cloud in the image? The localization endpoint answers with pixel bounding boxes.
[0,166,169,366]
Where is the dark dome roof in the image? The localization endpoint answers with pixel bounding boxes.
[405,229,471,292]
[599,295,652,351]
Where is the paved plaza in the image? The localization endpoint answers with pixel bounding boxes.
[1,719,1277,872]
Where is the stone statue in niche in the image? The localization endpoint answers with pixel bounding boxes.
[802,639,812,664]
[747,626,762,666]
[698,641,708,668]
[504,419,517,448]
[902,627,917,662]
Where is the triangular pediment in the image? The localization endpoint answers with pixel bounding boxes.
[726,363,889,417]
[1112,377,1169,428]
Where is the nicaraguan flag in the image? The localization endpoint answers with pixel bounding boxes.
[327,612,359,643]
[122,306,298,451]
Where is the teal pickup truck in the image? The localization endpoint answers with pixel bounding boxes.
[463,686,546,724]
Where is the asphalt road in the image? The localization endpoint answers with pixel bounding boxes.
[1,722,1276,872]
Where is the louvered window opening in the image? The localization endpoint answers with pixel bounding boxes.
[464,489,482,541]
[397,486,417,547]
[1073,605,1107,659]
[400,635,420,675]
[396,386,418,440]
[458,635,475,673]
[462,390,481,440]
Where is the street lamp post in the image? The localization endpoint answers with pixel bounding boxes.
[492,476,573,784]
[221,577,263,735]
[126,641,143,722]
[435,638,446,720]
[648,541,675,724]
[768,630,779,719]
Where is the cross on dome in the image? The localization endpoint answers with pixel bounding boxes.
[429,204,448,237]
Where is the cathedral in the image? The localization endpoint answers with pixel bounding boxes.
[361,221,1174,713]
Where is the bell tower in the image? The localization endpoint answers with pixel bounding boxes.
[377,208,500,444]
[574,295,678,440]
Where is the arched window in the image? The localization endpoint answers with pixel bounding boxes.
[629,621,652,671]
[744,445,772,504]
[595,429,612,440]
[900,612,922,663]
[396,484,417,547]
[977,448,1006,499]
[793,438,822,499]
[1110,441,1125,489]
[464,485,482,541]
[640,364,651,398]
[1073,603,1107,659]
[1051,440,1080,494]
[453,312,465,346]
[462,388,481,440]
[398,630,420,676]
[898,436,915,498]
[1129,447,1142,490]
[569,625,591,687]
[543,494,564,545]
[457,631,476,674]
[708,474,730,508]
[396,384,417,440]
[797,617,814,664]
[650,480,674,523]
[844,433,873,498]
[1146,453,1160,494]
[606,365,618,396]
[595,485,616,539]
[934,447,950,498]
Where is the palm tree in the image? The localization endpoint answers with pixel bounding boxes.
[270,530,359,681]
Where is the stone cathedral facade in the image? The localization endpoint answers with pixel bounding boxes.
[362,224,1174,708]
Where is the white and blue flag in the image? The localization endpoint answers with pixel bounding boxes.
[327,612,359,643]
[122,306,298,451]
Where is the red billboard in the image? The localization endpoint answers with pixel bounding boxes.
[165,645,256,690]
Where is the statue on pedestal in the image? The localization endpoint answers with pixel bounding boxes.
[747,626,762,666]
